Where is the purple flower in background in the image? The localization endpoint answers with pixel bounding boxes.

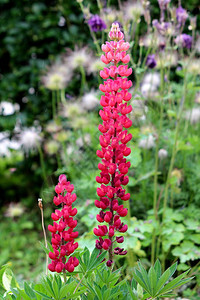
[88,15,107,32]
[158,0,170,10]
[176,6,188,26]
[175,34,192,49]
[146,54,157,68]
[152,20,171,35]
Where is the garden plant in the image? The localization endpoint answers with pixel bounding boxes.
[0,0,200,299]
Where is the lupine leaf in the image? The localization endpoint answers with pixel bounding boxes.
[157,271,192,296]
[24,282,37,299]
[87,248,99,269]
[154,259,162,280]
[127,283,138,300]
[135,267,149,291]
[132,270,149,291]
[148,266,157,295]
[52,279,59,299]
[138,262,151,293]
[39,241,50,255]
[155,262,177,293]
[83,247,90,267]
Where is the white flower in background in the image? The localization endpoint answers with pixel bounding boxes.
[141,83,157,98]
[131,99,148,119]
[138,134,155,149]
[140,33,166,48]
[155,51,178,68]
[123,1,144,20]
[0,132,21,156]
[158,148,168,159]
[46,121,62,133]
[58,16,66,27]
[87,58,105,74]
[60,102,84,118]
[82,91,99,110]
[143,72,160,88]
[42,62,72,90]
[103,8,120,25]
[76,134,91,148]
[5,203,25,218]
[19,127,42,152]
[185,58,200,75]
[65,47,92,70]
[44,140,60,155]
[184,108,200,124]
[0,101,20,116]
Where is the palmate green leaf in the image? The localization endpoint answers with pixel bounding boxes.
[34,290,53,299]
[154,259,162,280]
[156,270,192,297]
[155,262,177,293]
[131,277,137,290]
[88,251,107,272]
[83,247,90,267]
[107,290,122,300]
[24,282,37,299]
[87,248,106,271]
[59,281,79,299]
[39,241,50,255]
[148,266,157,295]
[42,276,54,297]
[132,270,149,292]
[137,262,151,293]
[142,292,152,299]
[52,279,59,299]
[127,283,138,300]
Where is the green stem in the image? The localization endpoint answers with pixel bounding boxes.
[80,65,86,95]
[161,69,188,268]
[37,143,47,184]
[151,67,165,264]
[61,89,66,104]
[52,90,56,120]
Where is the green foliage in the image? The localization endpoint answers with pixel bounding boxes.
[131,260,193,299]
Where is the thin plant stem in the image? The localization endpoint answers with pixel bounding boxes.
[37,143,48,184]
[52,90,56,120]
[161,69,188,268]
[80,65,86,95]
[74,273,86,294]
[76,1,101,55]
[151,66,165,265]
[61,89,66,104]
[124,200,135,267]
[38,199,48,276]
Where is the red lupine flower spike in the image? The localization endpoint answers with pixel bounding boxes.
[48,174,79,273]
[94,23,132,265]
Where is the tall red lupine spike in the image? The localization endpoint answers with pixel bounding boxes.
[48,174,79,273]
[94,23,133,265]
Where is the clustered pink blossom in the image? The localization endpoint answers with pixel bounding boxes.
[94,23,133,266]
[48,174,79,273]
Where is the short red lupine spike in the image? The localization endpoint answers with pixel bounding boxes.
[48,174,79,273]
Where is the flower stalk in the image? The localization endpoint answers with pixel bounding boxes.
[94,23,133,266]
[48,175,79,274]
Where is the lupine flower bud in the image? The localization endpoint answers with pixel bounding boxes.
[146,54,157,69]
[176,6,188,27]
[174,34,192,49]
[88,15,107,32]
[48,174,79,273]
[94,23,132,266]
